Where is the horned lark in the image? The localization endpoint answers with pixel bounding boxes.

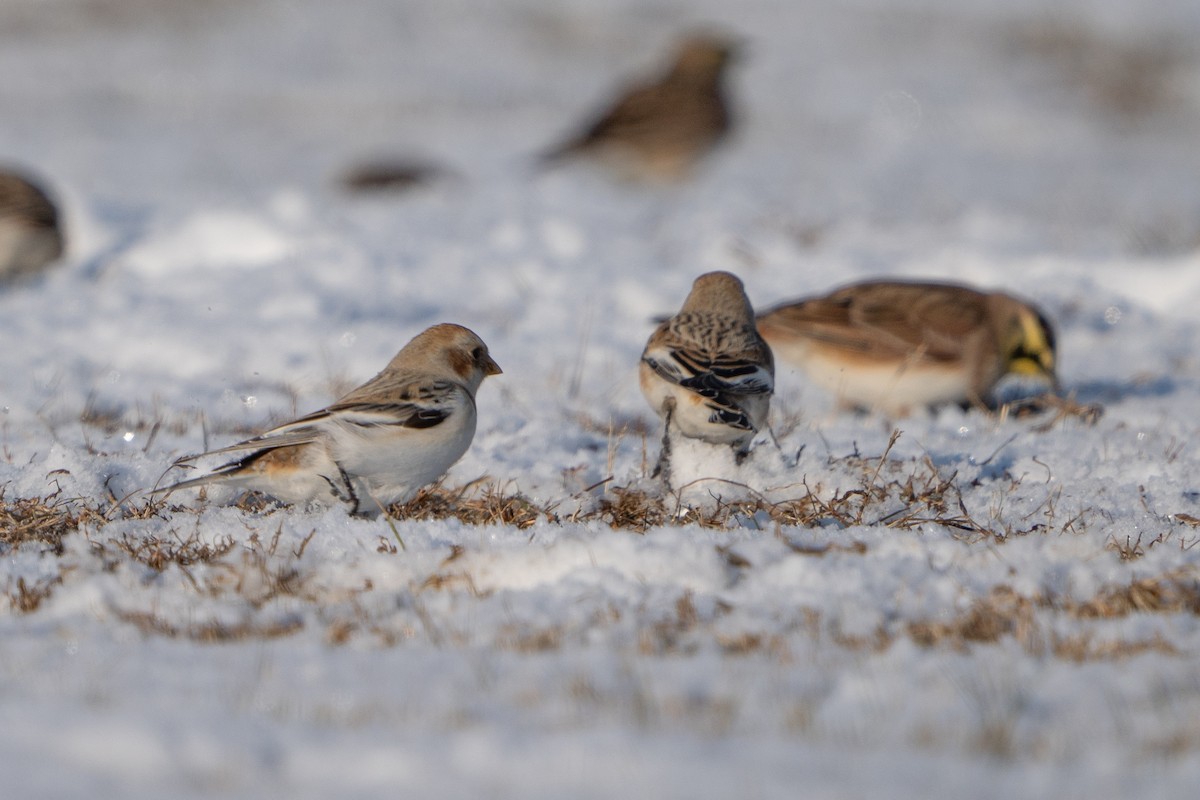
[160,324,502,515]
[0,169,64,283]
[756,280,1058,416]
[539,33,738,182]
[641,271,774,476]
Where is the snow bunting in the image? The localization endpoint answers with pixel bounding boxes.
[160,324,502,515]
[641,271,774,469]
[539,33,738,182]
[756,280,1058,416]
[0,169,64,283]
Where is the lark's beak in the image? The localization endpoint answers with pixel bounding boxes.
[483,354,503,377]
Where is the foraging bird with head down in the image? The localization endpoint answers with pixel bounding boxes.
[0,169,64,284]
[755,280,1058,416]
[539,32,739,182]
[159,324,502,515]
[640,271,774,469]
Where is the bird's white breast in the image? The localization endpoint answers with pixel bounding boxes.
[330,387,478,507]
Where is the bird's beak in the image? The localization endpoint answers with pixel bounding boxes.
[483,355,503,376]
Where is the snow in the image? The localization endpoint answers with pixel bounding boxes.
[4,0,1200,797]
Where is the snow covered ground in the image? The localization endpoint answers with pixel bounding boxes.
[4,0,1200,796]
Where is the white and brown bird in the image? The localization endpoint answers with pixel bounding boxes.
[160,324,502,515]
[641,271,774,474]
[539,33,739,182]
[0,169,64,283]
[756,280,1058,416]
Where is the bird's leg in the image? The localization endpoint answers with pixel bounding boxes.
[653,398,676,488]
[734,445,749,466]
[322,465,361,514]
[362,486,397,520]
[755,423,795,467]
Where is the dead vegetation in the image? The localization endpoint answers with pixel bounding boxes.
[908,573,1199,659]
[112,529,238,571]
[1,441,1198,660]
[111,607,303,642]
[373,432,1056,542]
[461,571,1200,662]
[391,480,550,530]
[1072,572,1200,618]
[1,425,1088,551]
[0,488,88,554]
[7,575,62,613]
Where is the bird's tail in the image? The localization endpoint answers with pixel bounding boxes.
[151,458,245,496]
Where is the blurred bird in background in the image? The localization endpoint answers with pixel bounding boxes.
[0,168,65,284]
[539,32,740,182]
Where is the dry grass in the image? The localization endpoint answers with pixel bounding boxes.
[581,485,668,533]
[496,624,565,653]
[909,572,1200,658]
[418,544,486,595]
[409,567,1199,661]
[7,575,62,613]
[379,433,1026,540]
[1052,632,1178,662]
[909,587,1036,649]
[1,442,1196,660]
[112,608,303,642]
[1070,572,1200,618]
[0,424,1079,549]
[0,489,85,554]
[391,481,551,530]
[112,529,237,571]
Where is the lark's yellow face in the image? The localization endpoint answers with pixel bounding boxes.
[1003,305,1058,387]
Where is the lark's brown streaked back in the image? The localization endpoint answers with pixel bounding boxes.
[539,33,739,182]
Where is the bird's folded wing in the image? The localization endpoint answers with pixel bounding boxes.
[324,401,451,429]
[702,393,757,431]
[172,422,325,463]
[644,345,773,395]
[851,288,983,359]
[762,288,977,362]
[579,84,667,142]
[328,375,461,424]
[171,394,455,467]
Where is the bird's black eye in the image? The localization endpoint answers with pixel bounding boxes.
[471,346,484,361]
